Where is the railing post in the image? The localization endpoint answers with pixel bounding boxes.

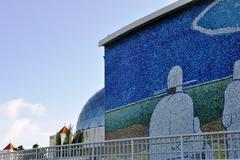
[60,145,63,159]
[92,143,95,160]
[35,149,38,160]
[180,135,184,160]
[131,139,134,160]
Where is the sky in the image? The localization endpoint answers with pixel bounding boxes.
[0,0,176,149]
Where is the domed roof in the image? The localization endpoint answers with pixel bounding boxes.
[76,88,105,131]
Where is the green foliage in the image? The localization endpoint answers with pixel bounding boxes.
[16,145,24,151]
[63,124,73,145]
[72,130,84,143]
[213,143,226,159]
[55,132,61,146]
[55,124,74,145]
[32,144,39,149]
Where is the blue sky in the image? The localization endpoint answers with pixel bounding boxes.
[0,0,176,148]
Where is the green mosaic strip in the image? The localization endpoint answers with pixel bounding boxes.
[105,78,231,133]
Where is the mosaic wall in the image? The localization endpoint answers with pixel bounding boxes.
[106,59,240,159]
[104,1,240,159]
[104,0,240,111]
[105,76,231,140]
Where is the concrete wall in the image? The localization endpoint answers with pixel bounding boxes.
[49,135,56,147]
[83,127,105,143]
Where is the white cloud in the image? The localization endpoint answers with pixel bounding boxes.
[29,104,45,116]
[2,118,50,149]
[0,98,45,120]
[0,98,49,149]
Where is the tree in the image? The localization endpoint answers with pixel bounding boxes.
[72,130,84,143]
[32,144,39,149]
[16,145,24,151]
[55,132,62,146]
[64,124,73,145]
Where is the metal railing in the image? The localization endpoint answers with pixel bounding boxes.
[1,130,240,160]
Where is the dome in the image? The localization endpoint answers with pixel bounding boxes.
[76,88,105,131]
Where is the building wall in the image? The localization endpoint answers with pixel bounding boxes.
[83,127,105,143]
[49,135,56,147]
[105,0,240,111]
[105,77,230,139]
[104,0,240,140]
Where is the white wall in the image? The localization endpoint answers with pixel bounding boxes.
[83,127,104,143]
[49,135,56,147]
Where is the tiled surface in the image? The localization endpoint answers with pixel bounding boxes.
[105,124,147,140]
[76,88,105,131]
[105,0,240,111]
[193,0,240,35]
[149,65,202,138]
[105,78,231,139]
[223,60,240,131]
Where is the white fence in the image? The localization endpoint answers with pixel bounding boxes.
[1,130,240,160]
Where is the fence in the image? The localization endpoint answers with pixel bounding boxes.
[1,130,240,160]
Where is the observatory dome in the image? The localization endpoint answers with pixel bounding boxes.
[76,88,105,131]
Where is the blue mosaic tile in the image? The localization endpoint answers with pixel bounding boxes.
[104,0,240,111]
[76,88,105,130]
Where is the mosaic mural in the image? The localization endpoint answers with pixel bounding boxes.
[104,0,239,159]
[105,76,231,139]
[223,60,240,131]
[222,60,240,159]
[104,0,240,111]
[105,61,240,136]
[193,0,240,35]
[149,66,213,160]
[106,60,240,159]
[149,66,201,136]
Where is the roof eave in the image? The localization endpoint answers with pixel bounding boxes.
[99,0,195,47]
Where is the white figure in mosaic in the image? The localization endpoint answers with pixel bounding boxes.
[222,59,240,159]
[149,65,212,160]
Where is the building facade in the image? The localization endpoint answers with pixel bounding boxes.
[99,0,240,140]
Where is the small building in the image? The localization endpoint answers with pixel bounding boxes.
[0,143,16,160]
[49,135,56,147]
[59,126,71,144]
[0,143,16,153]
[49,126,73,146]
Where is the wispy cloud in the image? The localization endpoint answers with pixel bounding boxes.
[0,98,45,120]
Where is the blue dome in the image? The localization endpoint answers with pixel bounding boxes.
[76,88,105,131]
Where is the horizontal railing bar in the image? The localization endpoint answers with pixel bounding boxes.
[105,130,240,142]
[1,130,240,159]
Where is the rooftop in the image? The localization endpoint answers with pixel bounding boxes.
[3,143,16,151]
[59,126,69,134]
[99,0,195,47]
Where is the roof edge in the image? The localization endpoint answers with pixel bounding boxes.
[99,0,195,47]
